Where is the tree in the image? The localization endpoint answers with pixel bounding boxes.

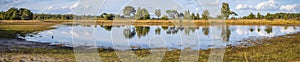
[247,13,256,19]
[155,9,161,18]
[191,13,195,20]
[123,6,136,17]
[5,8,20,20]
[166,10,178,19]
[103,14,114,20]
[114,14,122,20]
[183,10,191,20]
[265,13,274,20]
[257,12,263,19]
[19,8,33,20]
[221,3,237,19]
[178,12,184,18]
[0,11,4,20]
[135,7,150,20]
[141,8,150,20]
[283,14,289,20]
[160,15,169,20]
[196,13,200,20]
[201,10,209,20]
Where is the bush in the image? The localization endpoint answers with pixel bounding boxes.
[160,15,169,20]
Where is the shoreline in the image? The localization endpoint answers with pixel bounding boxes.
[0,20,300,61]
[0,32,299,61]
[0,19,300,26]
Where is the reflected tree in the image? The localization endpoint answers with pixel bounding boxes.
[284,26,288,30]
[161,26,169,30]
[101,26,112,31]
[166,26,179,34]
[184,27,198,35]
[221,25,231,42]
[202,26,209,36]
[155,27,161,35]
[265,26,273,34]
[123,28,136,39]
[135,26,150,38]
[250,28,254,32]
[257,27,261,32]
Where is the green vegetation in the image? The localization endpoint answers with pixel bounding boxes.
[0,8,33,20]
[0,22,55,38]
[135,7,150,20]
[243,13,256,19]
[201,10,209,20]
[256,12,263,19]
[123,6,136,18]
[221,3,238,19]
[1,3,299,21]
[242,12,300,20]
[155,9,161,18]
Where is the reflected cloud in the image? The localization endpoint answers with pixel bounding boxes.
[21,25,300,50]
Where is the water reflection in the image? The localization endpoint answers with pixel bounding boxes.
[20,25,300,50]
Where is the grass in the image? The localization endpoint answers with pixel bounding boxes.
[0,21,56,38]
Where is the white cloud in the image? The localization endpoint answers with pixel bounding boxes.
[255,0,280,11]
[280,4,300,12]
[235,4,254,10]
[69,2,79,9]
[235,0,280,11]
[235,0,300,12]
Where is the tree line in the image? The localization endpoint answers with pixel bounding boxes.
[0,8,77,20]
[241,12,300,20]
[0,8,33,20]
[1,3,299,20]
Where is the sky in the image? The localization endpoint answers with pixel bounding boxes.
[0,0,299,17]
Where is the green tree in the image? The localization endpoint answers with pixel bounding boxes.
[0,11,4,20]
[196,13,200,20]
[183,10,191,20]
[191,13,195,20]
[166,10,178,19]
[160,15,169,20]
[221,3,237,19]
[19,8,33,20]
[155,9,161,18]
[247,13,256,19]
[104,14,114,20]
[123,6,136,17]
[5,8,21,20]
[257,12,263,19]
[283,14,289,20]
[114,14,122,20]
[201,10,209,20]
[265,13,274,20]
[135,7,150,20]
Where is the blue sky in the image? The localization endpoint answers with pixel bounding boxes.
[0,0,299,17]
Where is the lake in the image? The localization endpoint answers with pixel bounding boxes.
[19,24,300,50]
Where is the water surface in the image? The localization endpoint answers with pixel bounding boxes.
[20,24,300,50]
